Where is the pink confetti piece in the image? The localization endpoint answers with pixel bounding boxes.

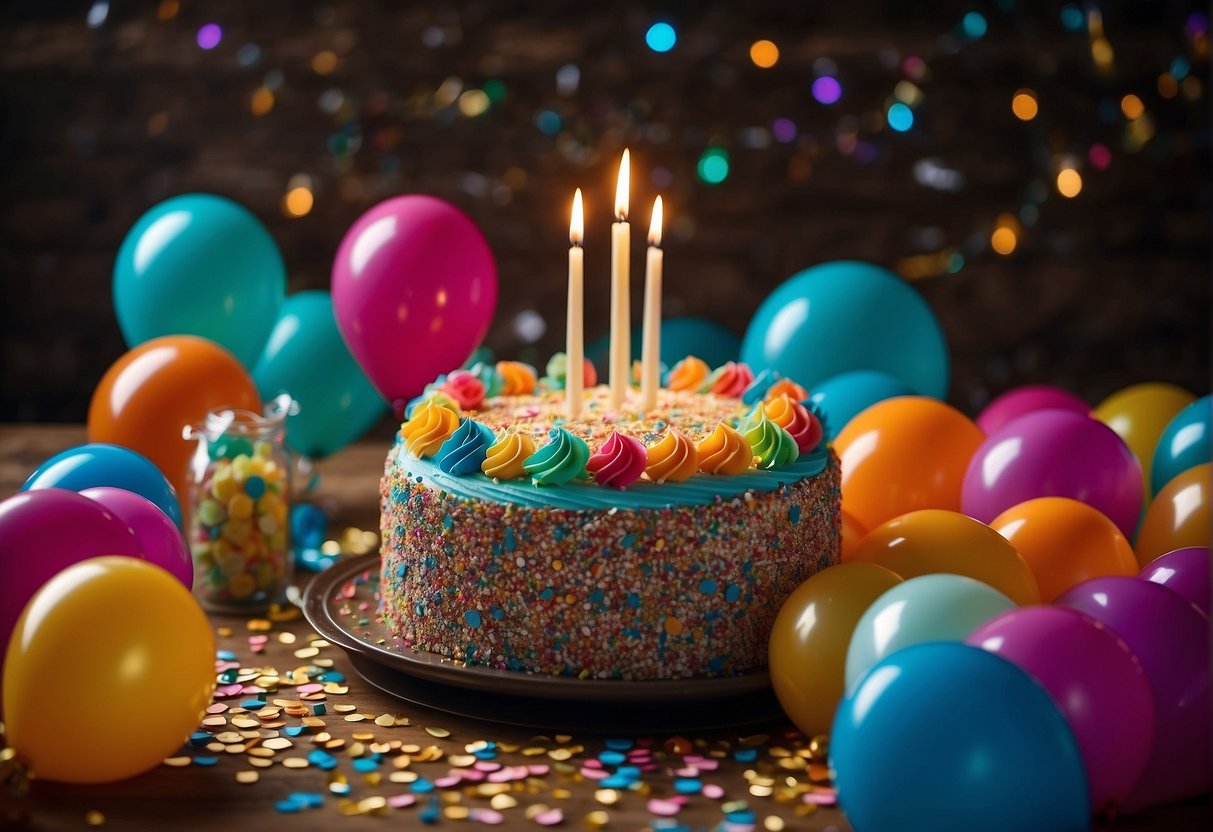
[435,775,461,788]
[583,759,603,769]
[474,761,502,772]
[297,683,324,694]
[473,809,504,825]
[675,767,699,777]
[534,808,563,826]
[388,794,416,809]
[694,758,719,771]
[580,767,609,780]
[647,799,682,816]
[205,704,228,714]
[804,790,837,806]
[702,784,725,799]
[216,684,243,697]
[526,764,550,776]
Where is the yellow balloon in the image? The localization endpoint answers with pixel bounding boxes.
[1094,382,1195,503]
[846,509,1042,605]
[768,562,902,738]
[1135,463,1210,569]
[3,556,215,783]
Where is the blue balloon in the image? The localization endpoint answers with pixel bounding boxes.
[741,261,949,398]
[588,317,742,376]
[807,370,917,434]
[21,443,182,530]
[831,643,1089,832]
[114,193,286,369]
[253,291,387,458]
[1151,395,1211,495]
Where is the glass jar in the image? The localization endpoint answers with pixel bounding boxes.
[184,395,296,612]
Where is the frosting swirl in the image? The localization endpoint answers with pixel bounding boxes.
[435,418,495,475]
[704,361,755,398]
[481,430,537,480]
[667,356,710,392]
[742,367,780,406]
[766,378,810,403]
[764,395,823,454]
[586,430,647,489]
[644,428,699,483]
[522,427,590,486]
[743,409,800,469]
[400,400,460,458]
[696,421,754,475]
[497,361,538,396]
[542,352,598,392]
[468,361,505,398]
[439,370,486,411]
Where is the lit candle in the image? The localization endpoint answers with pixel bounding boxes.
[566,188,585,419]
[640,195,663,412]
[609,149,631,411]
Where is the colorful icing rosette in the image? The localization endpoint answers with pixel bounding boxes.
[667,356,710,392]
[587,430,647,488]
[400,399,461,457]
[696,421,754,475]
[482,430,537,480]
[764,395,823,454]
[496,361,538,395]
[644,428,698,483]
[523,427,590,486]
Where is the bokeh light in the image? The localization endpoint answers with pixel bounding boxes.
[645,22,676,53]
[1158,73,1179,98]
[458,89,490,117]
[771,117,797,143]
[250,87,274,116]
[312,50,338,75]
[1120,94,1144,119]
[811,77,842,105]
[962,12,988,39]
[156,0,179,21]
[1012,90,1038,120]
[887,102,914,132]
[697,148,730,184]
[1088,144,1112,171]
[1060,5,1084,31]
[1056,168,1083,198]
[196,23,222,50]
[535,110,561,136]
[750,40,779,68]
[991,214,1021,255]
[282,186,314,218]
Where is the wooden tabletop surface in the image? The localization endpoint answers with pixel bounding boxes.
[1,425,1208,831]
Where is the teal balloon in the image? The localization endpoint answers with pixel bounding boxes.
[253,291,387,458]
[741,261,949,398]
[113,193,286,369]
[587,317,741,375]
[807,370,917,433]
[832,643,1089,832]
[844,574,1017,690]
[1151,395,1211,495]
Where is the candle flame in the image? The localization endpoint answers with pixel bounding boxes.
[570,188,583,245]
[648,195,663,246]
[615,148,630,220]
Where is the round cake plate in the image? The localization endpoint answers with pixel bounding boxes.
[302,555,786,732]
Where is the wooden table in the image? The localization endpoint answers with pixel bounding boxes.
[1,426,1208,831]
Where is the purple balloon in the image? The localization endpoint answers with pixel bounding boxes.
[1059,576,1210,811]
[961,409,1143,537]
[0,489,144,663]
[1140,546,1210,615]
[80,487,192,590]
[976,385,1090,435]
[332,195,497,405]
[967,605,1154,812]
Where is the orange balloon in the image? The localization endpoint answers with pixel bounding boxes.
[990,497,1137,602]
[839,510,867,561]
[1135,463,1210,568]
[834,396,985,531]
[846,509,1041,605]
[88,336,261,520]
[768,562,903,738]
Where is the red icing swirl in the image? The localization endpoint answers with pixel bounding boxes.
[764,395,823,454]
[710,362,755,398]
[586,430,648,489]
[440,370,486,411]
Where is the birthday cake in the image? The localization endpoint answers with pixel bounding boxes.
[378,355,841,680]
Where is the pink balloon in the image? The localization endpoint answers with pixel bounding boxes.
[1139,545,1210,616]
[976,385,1090,434]
[80,487,192,590]
[0,489,144,663]
[967,605,1154,812]
[1059,576,1210,811]
[332,195,497,405]
[961,409,1143,537]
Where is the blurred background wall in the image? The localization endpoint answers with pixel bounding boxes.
[0,0,1208,422]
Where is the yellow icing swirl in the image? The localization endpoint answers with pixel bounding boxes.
[497,361,537,395]
[695,421,754,475]
[667,356,709,392]
[400,400,460,458]
[644,428,699,483]
[481,430,537,480]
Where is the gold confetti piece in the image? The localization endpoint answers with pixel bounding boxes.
[282,757,309,769]
[349,742,366,758]
[476,784,509,797]
[374,714,396,727]
[205,742,226,753]
[394,715,411,726]
[235,771,260,784]
[449,755,475,767]
[294,647,320,659]
[419,745,444,761]
[231,718,259,730]
[302,717,326,728]
[262,738,293,751]
[247,747,275,759]
[554,734,573,743]
[425,726,450,738]
[313,732,332,744]
[214,731,242,744]
[344,714,367,723]
[392,756,411,770]
[490,794,518,810]
[324,683,349,694]
[225,745,247,755]
[313,658,335,669]
[585,810,610,830]
[249,757,274,769]
[552,788,572,800]
[364,772,382,787]
[764,816,785,831]
[808,736,828,760]
[369,742,392,755]
[248,619,272,632]
[594,789,619,806]
[217,626,233,637]
[548,748,572,761]
[521,747,547,757]
[389,770,418,783]
[352,732,375,742]
[723,801,749,814]
[444,806,471,820]
[333,704,358,713]
[325,739,347,751]
[278,632,297,644]
[85,810,105,826]
[358,796,388,814]
[525,804,551,821]
[163,756,191,767]
[201,716,227,728]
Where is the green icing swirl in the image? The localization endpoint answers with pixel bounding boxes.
[523,427,591,486]
[541,351,569,391]
[468,361,504,398]
[743,411,800,469]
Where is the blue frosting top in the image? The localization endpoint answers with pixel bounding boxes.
[741,367,780,406]
[434,418,495,476]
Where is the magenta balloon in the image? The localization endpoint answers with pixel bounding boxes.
[976,385,1090,434]
[967,605,1154,812]
[1059,576,1210,810]
[331,195,497,404]
[961,409,1143,537]
[0,489,144,662]
[80,487,193,590]
[1139,546,1210,616]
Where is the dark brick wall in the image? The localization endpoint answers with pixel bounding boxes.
[1,1,1208,421]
